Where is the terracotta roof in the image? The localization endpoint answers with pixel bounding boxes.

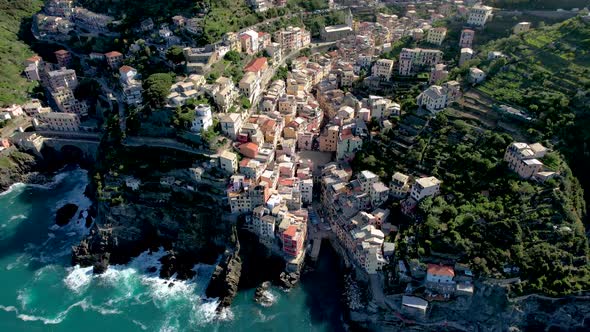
[427,264,455,277]
[119,65,134,74]
[284,225,297,238]
[239,158,251,167]
[279,178,295,187]
[54,49,69,55]
[27,55,42,62]
[239,142,258,159]
[105,51,123,58]
[239,34,250,40]
[244,57,267,73]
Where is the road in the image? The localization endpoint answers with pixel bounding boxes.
[123,136,215,157]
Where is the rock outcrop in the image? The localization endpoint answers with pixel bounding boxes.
[205,227,242,308]
[56,203,79,226]
[0,149,43,192]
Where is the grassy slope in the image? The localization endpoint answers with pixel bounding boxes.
[0,0,43,107]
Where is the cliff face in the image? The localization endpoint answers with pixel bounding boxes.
[72,172,229,279]
[0,149,42,192]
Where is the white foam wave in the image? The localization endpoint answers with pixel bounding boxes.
[0,182,26,197]
[64,265,93,293]
[5,297,121,326]
[8,214,27,222]
[259,290,278,307]
[0,305,18,313]
[132,319,148,330]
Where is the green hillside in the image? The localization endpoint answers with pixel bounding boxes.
[0,0,43,106]
[459,17,590,208]
[485,0,590,10]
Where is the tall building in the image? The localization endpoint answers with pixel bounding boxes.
[467,5,493,27]
[459,29,475,49]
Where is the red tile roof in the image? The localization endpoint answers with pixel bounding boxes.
[427,264,455,277]
[239,158,251,167]
[244,57,267,73]
[284,225,297,238]
[119,65,134,73]
[105,51,123,58]
[239,142,258,159]
[26,55,42,63]
[239,34,250,41]
[54,49,69,55]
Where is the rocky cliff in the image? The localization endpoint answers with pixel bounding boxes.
[72,170,229,279]
[205,229,242,308]
[0,149,45,192]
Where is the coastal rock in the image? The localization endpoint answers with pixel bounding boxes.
[0,149,39,192]
[92,253,110,274]
[279,271,300,288]
[159,250,197,280]
[205,229,242,309]
[56,203,79,226]
[254,281,273,306]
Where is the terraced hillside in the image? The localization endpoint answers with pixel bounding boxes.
[0,0,43,106]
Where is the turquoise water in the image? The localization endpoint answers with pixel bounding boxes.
[0,168,346,331]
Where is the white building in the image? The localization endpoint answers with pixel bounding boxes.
[467,5,493,27]
[410,176,442,201]
[417,85,448,113]
[372,59,394,80]
[469,67,486,84]
[459,48,474,66]
[426,27,447,45]
[219,113,243,140]
[219,150,238,174]
[191,104,213,132]
[390,172,410,198]
[504,142,548,179]
[300,178,313,204]
[513,22,531,34]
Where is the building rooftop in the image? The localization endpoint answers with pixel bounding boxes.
[244,57,267,73]
[415,176,441,188]
[427,264,455,277]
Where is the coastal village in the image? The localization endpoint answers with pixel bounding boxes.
[1,0,590,329]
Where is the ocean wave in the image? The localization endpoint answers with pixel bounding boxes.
[64,265,94,293]
[0,182,26,197]
[5,298,121,326]
[8,214,27,223]
[0,305,18,313]
[132,319,148,330]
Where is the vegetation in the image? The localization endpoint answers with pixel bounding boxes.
[353,112,589,296]
[458,17,590,211]
[0,0,43,106]
[484,0,590,10]
[143,73,175,108]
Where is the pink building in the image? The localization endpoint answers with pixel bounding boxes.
[459,29,475,49]
[282,225,305,257]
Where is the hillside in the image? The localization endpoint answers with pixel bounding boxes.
[458,17,590,208]
[0,0,43,106]
[484,0,590,10]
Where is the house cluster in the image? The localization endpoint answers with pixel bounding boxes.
[119,64,144,106]
[33,0,115,40]
[416,81,461,114]
[247,0,287,13]
[321,165,395,274]
[400,262,474,319]
[183,25,309,76]
[382,171,444,216]
[22,53,91,132]
[504,142,556,181]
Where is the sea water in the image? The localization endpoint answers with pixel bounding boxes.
[0,167,346,331]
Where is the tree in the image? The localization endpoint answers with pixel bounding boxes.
[166,45,185,64]
[224,50,241,63]
[143,73,174,108]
